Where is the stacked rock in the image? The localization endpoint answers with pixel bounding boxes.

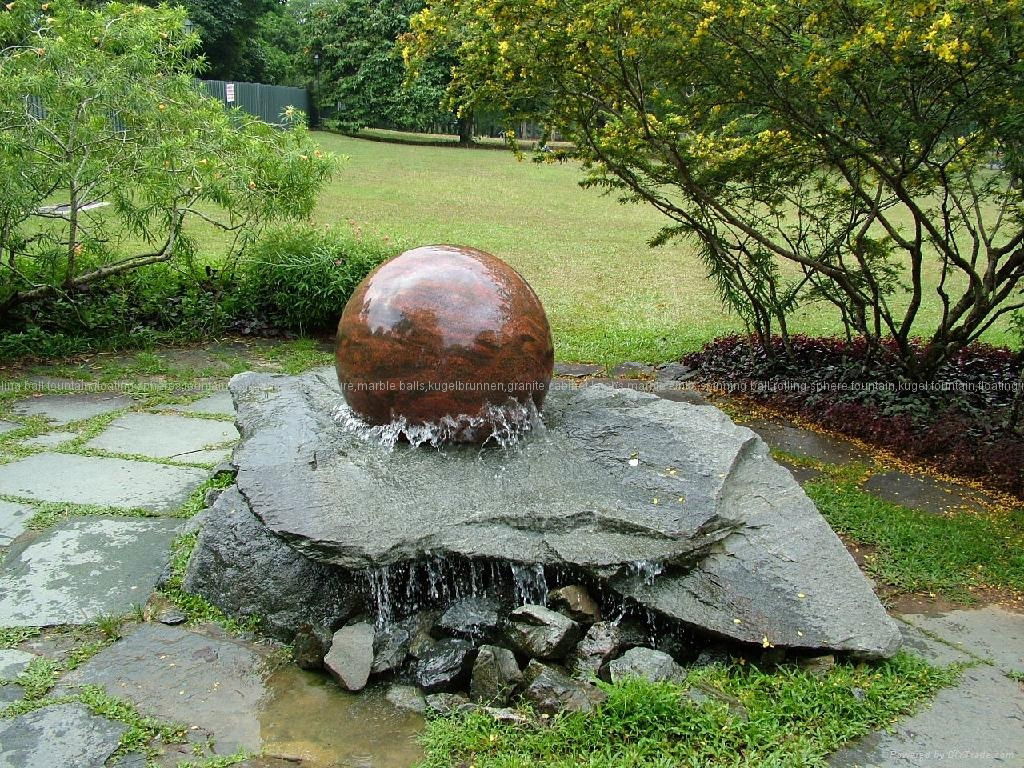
[292,584,702,718]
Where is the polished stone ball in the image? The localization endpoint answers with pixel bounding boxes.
[335,245,554,433]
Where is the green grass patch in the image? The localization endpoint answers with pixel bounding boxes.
[258,337,334,374]
[0,627,41,650]
[807,480,1024,600]
[418,654,958,768]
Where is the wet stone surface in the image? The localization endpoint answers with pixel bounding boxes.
[0,453,208,512]
[0,703,127,768]
[0,420,21,435]
[11,392,134,424]
[60,623,271,754]
[0,517,181,626]
[225,370,899,657]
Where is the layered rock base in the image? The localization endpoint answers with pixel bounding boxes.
[186,368,898,665]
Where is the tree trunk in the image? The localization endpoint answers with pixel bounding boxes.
[457,113,474,146]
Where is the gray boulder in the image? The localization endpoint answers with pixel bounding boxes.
[415,638,476,693]
[324,623,375,692]
[567,622,624,679]
[372,625,411,674]
[518,660,607,715]
[219,371,900,658]
[292,624,331,671]
[385,684,427,714]
[470,645,522,705]
[183,486,358,641]
[435,597,503,641]
[607,647,685,684]
[548,585,601,624]
[507,605,581,660]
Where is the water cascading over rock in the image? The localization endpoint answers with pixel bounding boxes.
[185,244,900,683]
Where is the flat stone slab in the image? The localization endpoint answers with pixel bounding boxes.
[894,621,972,667]
[553,363,603,378]
[864,471,988,515]
[0,649,37,679]
[0,453,207,512]
[20,431,78,449]
[165,391,235,416]
[0,517,181,626]
[0,501,34,546]
[0,683,25,705]
[11,393,133,425]
[227,369,899,657]
[745,419,866,465]
[0,703,126,767]
[85,412,238,464]
[0,420,20,435]
[828,664,1023,767]
[900,607,1024,674]
[61,623,270,754]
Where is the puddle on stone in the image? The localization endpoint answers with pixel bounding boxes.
[259,666,424,767]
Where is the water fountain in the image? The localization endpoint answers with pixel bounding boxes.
[185,244,900,708]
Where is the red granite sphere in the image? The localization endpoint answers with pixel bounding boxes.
[335,245,554,433]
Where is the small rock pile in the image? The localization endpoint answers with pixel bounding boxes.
[292,586,693,717]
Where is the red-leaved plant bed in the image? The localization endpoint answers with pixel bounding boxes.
[683,335,1024,498]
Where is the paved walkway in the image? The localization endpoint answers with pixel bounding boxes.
[0,353,1019,767]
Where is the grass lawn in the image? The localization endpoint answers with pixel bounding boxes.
[294,132,1018,365]
[417,657,959,768]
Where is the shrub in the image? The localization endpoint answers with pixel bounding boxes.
[684,334,1024,497]
[233,224,396,333]
[0,262,235,360]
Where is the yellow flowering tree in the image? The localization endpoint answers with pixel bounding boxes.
[408,0,1024,379]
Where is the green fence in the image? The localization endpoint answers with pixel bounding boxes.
[201,80,310,126]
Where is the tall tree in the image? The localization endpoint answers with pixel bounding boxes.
[409,0,1024,379]
[306,0,451,133]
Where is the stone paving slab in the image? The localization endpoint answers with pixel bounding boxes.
[20,430,77,449]
[828,664,1023,767]
[894,621,973,667]
[0,420,20,435]
[0,517,181,627]
[0,501,33,547]
[0,649,36,680]
[0,702,126,768]
[744,418,867,465]
[0,683,24,706]
[60,623,270,754]
[0,453,207,512]
[86,412,238,464]
[900,607,1024,674]
[165,391,235,416]
[11,393,134,425]
[864,471,989,516]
